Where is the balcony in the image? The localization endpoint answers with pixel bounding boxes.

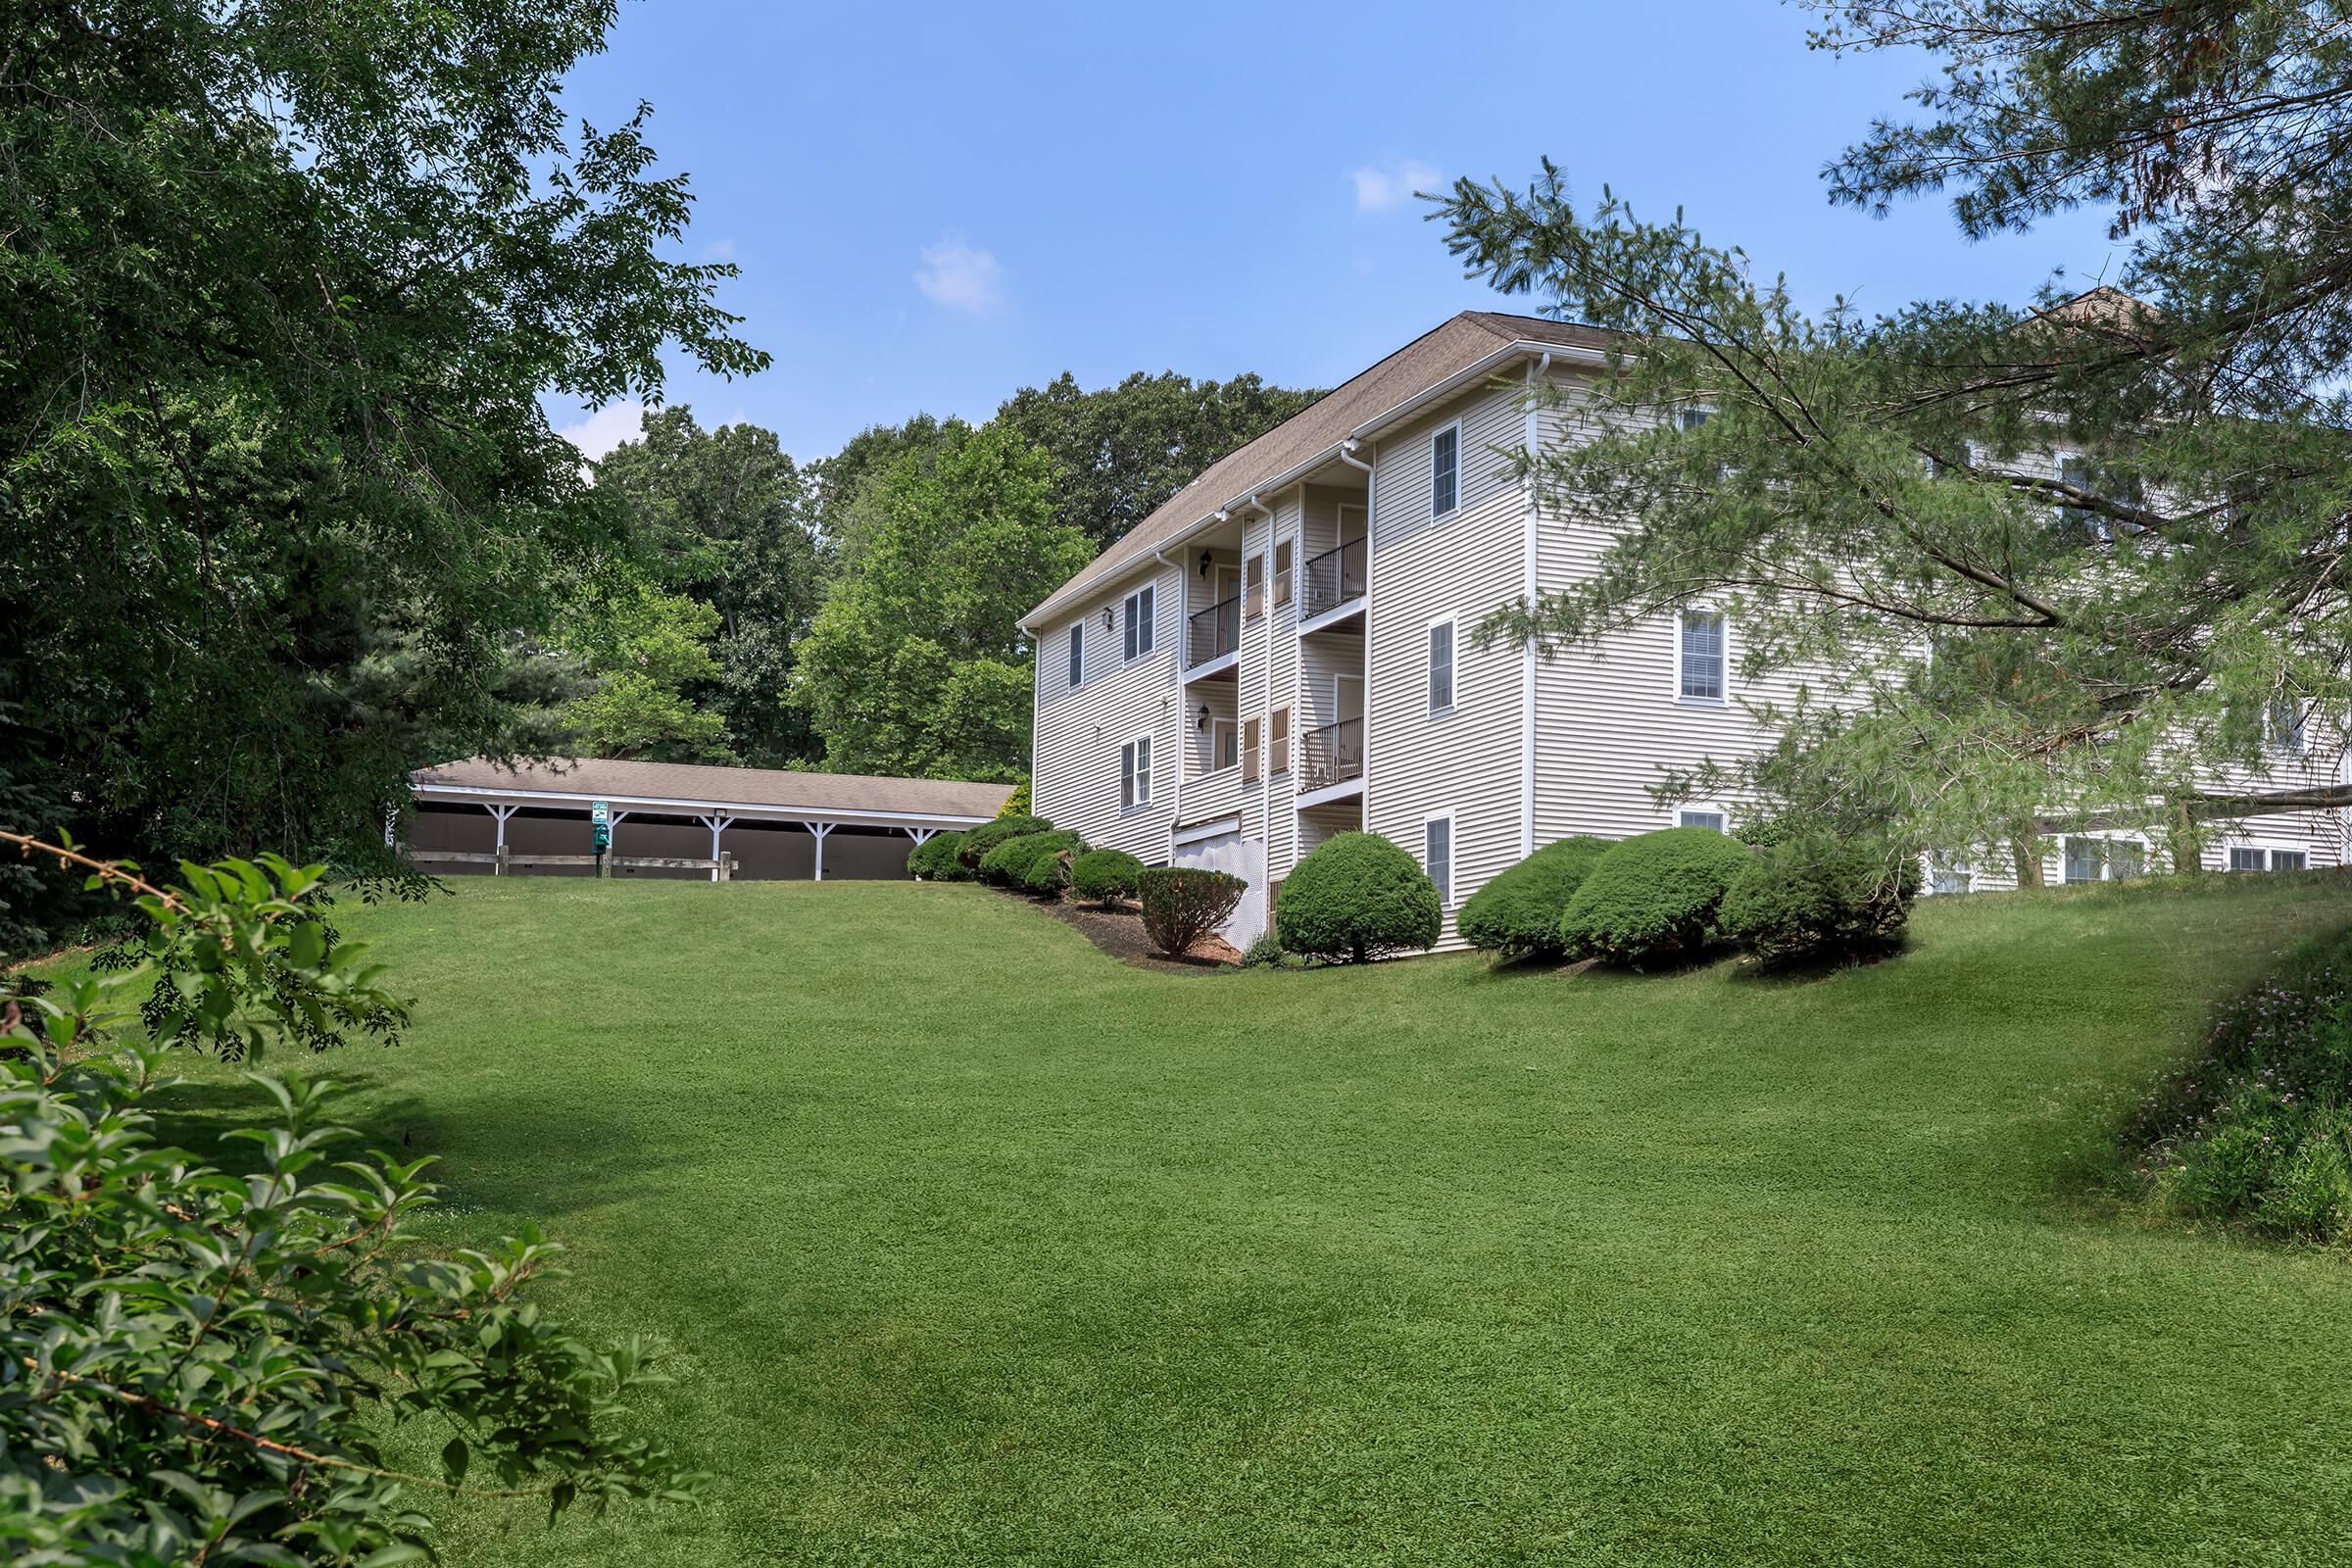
[1187,593,1240,670]
[1298,716,1363,793]
[1301,537,1367,621]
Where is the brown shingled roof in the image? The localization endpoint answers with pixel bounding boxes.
[413,757,1014,820]
[1021,311,1614,626]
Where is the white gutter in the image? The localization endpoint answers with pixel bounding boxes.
[410,781,999,828]
[1020,339,1608,630]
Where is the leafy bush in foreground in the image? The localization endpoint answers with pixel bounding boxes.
[2128,929,2352,1242]
[909,829,971,881]
[1070,848,1145,906]
[1558,826,1752,966]
[997,778,1033,817]
[1239,929,1302,969]
[1138,866,1247,958]
[0,835,690,1563]
[1456,835,1612,960]
[983,830,1084,895]
[1276,832,1441,964]
[956,814,1053,869]
[1719,836,1918,967]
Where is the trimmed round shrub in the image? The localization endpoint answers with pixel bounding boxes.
[1456,835,1612,960]
[1137,866,1247,958]
[1718,837,1918,967]
[1558,826,1752,966]
[1070,848,1145,906]
[908,829,971,882]
[978,829,1082,892]
[1275,832,1442,965]
[956,813,1053,869]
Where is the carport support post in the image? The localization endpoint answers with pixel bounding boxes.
[803,820,834,881]
[598,809,629,878]
[697,813,735,882]
[484,804,519,875]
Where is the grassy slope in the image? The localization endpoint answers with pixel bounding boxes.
[135,875,2352,1566]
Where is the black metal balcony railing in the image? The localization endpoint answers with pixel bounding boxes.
[1298,717,1363,793]
[1301,537,1368,619]
[1187,594,1240,668]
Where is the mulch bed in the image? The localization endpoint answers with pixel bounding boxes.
[1023,892,1240,973]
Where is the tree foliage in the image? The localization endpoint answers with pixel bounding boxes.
[559,571,735,762]
[1437,2,2351,865]
[0,835,692,1563]
[0,0,762,946]
[593,406,828,765]
[792,426,1091,782]
[997,371,1325,547]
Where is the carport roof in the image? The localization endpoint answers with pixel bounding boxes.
[412,757,1015,822]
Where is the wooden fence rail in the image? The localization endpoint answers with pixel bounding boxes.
[412,848,735,880]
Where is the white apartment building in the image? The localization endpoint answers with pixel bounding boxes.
[1019,311,2348,950]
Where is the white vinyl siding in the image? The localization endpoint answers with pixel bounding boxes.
[1032,559,1176,860]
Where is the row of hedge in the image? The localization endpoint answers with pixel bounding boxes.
[909,813,1151,907]
[1457,824,1917,970]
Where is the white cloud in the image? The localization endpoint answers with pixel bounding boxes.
[1349,158,1444,215]
[701,236,737,262]
[915,233,1006,316]
[558,400,646,465]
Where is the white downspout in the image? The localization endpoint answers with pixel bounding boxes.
[1521,351,1550,860]
[1336,440,1375,836]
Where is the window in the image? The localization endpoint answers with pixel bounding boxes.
[1209,718,1238,772]
[1677,407,1712,431]
[1427,618,1456,711]
[1122,584,1156,661]
[1431,424,1459,516]
[1270,707,1291,774]
[2063,836,2104,884]
[1272,538,1294,607]
[2058,454,2113,543]
[2066,837,2145,882]
[1120,736,1152,809]
[1929,857,1973,896]
[2275,848,2310,871]
[1679,611,1726,702]
[1425,815,1453,906]
[2268,697,2307,756]
[1677,809,1727,832]
[1244,554,1265,619]
[2229,846,2267,873]
[1242,716,1262,783]
[2234,845,2310,872]
[1065,623,1084,689]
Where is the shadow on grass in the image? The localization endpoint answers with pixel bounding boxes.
[144,1067,651,1223]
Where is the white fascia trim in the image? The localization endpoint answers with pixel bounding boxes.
[1171,813,1245,847]
[1020,342,1603,631]
[410,782,998,828]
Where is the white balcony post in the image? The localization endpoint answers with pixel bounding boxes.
[803,820,835,881]
[697,813,734,882]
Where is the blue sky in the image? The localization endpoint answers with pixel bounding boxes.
[550,0,2123,463]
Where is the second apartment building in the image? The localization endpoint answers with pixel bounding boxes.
[1020,311,2348,951]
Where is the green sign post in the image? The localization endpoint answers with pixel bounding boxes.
[590,800,611,856]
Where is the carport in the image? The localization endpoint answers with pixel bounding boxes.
[404,757,1014,882]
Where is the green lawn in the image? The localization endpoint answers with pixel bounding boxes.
[133,873,2352,1565]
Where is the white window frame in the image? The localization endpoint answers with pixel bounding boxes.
[1423,811,1455,908]
[2056,451,2114,543]
[1676,808,1728,832]
[1065,621,1084,689]
[2227,845,2267,873]
[1927,856,1973,896]
[1676,608,1728,706]
[1122,584,1156,662]
[2273,848,2310,871]
[1120,733,1153,811]
[1429,421,1461,519]
[2267,696,2307,756]
[2064,834,2147,883]
[1427,614,1457,714]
